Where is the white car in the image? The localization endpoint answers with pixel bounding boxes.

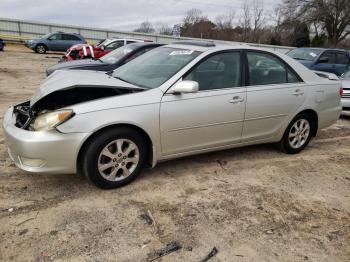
[340,70,350,115]
[3,42,342,189]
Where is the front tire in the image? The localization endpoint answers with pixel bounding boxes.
[279,113,315,154]
[35,44,47,54]
[81,127,147,189]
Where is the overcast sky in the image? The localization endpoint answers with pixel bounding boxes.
[0,0,281,31]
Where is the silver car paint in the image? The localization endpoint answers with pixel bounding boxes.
[3,45,342,174]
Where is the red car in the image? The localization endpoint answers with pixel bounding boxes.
[61,38,149,62]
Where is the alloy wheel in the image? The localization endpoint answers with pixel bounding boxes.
[288,119,310,149]
[97,139,140,181]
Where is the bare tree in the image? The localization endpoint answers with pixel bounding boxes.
[240,0,251,42]
[155,23,173,35]
[134,21,155,34]
[282,0,350,46]
[215,9,235,30]
[251,0,265,42]
[183,9,204,25]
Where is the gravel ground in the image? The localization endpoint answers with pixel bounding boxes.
[0,44,350,262]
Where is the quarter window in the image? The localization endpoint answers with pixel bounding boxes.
[247,52,301,85]
[184,52,241,91]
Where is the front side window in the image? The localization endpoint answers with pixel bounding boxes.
[319,51,336,64]
[247,52,301,86]
[48,34,62,40]
[183,52,241,91]
[112,47,201,89]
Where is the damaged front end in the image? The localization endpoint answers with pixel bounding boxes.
[14,86,143,131]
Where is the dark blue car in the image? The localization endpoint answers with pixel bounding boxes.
[0,38,5,51]
[287,48,350,76]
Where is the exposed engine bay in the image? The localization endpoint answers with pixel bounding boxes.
[14,86,143,130]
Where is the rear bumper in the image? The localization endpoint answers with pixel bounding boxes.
[2,107,90,174]
[341,98,350,115]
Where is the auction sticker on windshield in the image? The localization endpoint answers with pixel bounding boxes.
[169,50,194,56]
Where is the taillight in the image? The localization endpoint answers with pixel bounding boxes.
[340,87,344,97]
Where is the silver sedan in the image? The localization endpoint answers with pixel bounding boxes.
[3,42,342,188]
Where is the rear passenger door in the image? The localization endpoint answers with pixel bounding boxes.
[62,34,82,50]
[242,51,306,142]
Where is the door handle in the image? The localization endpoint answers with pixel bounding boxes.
[229,96,244,103]
[293,89,304,96]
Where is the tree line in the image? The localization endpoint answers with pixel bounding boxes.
[134,0,350,48]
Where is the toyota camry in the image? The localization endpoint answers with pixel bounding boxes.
[3,42,342,189]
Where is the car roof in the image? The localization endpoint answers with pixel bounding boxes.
[292,47,349,53]
[165,42,274,52]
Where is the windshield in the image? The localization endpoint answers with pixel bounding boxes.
[100,45,137,64]
[287,48,323,61]
[112,47,201,89]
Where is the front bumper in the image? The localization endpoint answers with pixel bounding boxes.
[24,42,35,49]
[2,107,90,174]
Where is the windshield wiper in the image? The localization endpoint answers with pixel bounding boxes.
[293,57,306,60]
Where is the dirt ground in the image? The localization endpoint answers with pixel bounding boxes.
[0,44,350,262]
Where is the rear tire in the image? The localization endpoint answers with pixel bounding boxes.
[81,127,147,189]
[279,113,315,154]
[35,44,47,54]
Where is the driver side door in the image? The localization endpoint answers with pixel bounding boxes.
[160,51,246,156]
[47,33,63,51]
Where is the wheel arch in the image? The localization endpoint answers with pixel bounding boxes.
[35,43,48,51]
[296,109,319,136]
[77,123,155,172]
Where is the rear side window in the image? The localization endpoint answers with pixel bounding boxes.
[336,52,349,64]
[63,34,81,41]
[126,40,136,44]
[247,52,301,86]
[184,52,241,91]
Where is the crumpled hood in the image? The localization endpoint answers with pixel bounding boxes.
[30,70,140,106]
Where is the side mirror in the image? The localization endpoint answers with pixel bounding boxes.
[170,80,199,94]
[318,57,328,64]
[100,45,105,50]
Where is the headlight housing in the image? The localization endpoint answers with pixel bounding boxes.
[31,110,74,131]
